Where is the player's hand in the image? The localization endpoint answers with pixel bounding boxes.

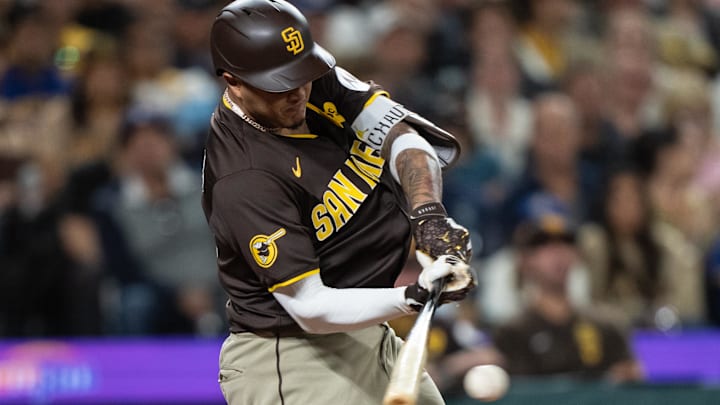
[404,253,476,311]
[410,202,472,263]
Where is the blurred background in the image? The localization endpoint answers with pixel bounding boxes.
[1,0,720,403]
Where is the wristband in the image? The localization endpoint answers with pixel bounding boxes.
[409,202,447,227]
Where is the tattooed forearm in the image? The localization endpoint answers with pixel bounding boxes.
[395,149,443,209]
[381,122,443,209]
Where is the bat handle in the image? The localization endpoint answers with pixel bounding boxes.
[428,277,447,310]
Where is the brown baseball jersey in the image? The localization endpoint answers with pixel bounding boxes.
[493,309,633,377]
[202,67,458,334]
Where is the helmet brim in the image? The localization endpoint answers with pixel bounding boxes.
[242,43,336,93]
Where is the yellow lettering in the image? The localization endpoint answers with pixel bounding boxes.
[311,204,334,241]
[350,140,385,168]
[328,171,366,212]
[350,155,383,182]
[323,190,352,230]
[345,158,377,188]
[311,141,387,241]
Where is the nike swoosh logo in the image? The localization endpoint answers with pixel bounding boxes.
[292,156,302,178]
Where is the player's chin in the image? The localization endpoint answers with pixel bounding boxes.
[281,111,306,130]
[283,105,306,124]
[288,118,306,130]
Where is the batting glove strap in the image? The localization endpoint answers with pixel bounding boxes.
[404,254,477,312]
[404,283,430,312]
[409,202,447,229]
[403,281,476,312]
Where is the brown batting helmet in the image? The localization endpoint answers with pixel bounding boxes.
[210,0,335,93]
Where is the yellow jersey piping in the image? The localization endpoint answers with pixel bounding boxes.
[267,268,320,292]
[363,91,391,108]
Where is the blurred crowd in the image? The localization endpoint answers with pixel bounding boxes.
[1,0,720,395]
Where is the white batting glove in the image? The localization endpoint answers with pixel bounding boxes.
[404,253,476,311]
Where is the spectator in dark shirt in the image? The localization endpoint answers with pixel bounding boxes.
[493,194,642,382]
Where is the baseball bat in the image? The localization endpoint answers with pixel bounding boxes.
[383,278,446,405]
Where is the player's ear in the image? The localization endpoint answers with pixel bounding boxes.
[222,72,240,88]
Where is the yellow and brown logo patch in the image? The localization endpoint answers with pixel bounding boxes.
[249,228,286,268]
[323,102,345,126]
[281,27,304,55]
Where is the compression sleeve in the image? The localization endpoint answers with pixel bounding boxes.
[272,273,415,334]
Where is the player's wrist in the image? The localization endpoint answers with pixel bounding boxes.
[403,284,429,312]
[409,201,447,229]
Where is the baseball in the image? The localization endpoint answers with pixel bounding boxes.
[463,364,510,402]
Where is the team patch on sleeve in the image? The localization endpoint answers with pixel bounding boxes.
[249,228,287,268]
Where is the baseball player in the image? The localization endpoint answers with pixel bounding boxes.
[202,1,475,404]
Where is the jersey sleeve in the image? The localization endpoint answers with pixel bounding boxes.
[311,67,461,168]
[209,170,319,292]
[310,66,387,126]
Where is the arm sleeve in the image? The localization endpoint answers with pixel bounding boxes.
[210,170,319,290]
[273,272,414,334]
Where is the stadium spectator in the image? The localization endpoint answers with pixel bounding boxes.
[443,46,532,257]
[363,11,437,119]
[597,7,663,159]
[67,48,130,167]
[562,59,616,182]
[477,193,591,326]
[654,0,719,76]
[512,0,578,96]
[579,164,705,328]
[465,48,532,179]
[123,19,220,168]
[171,0,219,75]
[91,110,222,335]
[503,93,602,237]
[659,70,718,248]
[0,3,69,101]
[494,194,642,382]
[468,0,516,59]
[0,153,103,336]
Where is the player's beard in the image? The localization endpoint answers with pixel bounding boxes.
[263,114,305,131]
[249,110,304,132]
[274,108,307,132]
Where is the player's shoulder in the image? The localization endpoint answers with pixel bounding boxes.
[309,66,387,129]
[206,108,253,170]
